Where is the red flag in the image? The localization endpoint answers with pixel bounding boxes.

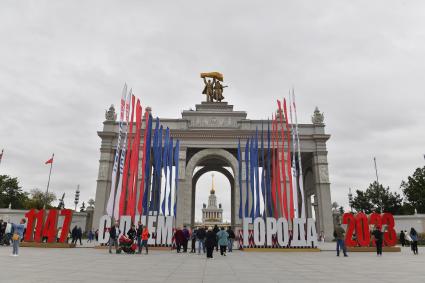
[277,101,288,219]
[45,154,54,164]
[283,99,294,219]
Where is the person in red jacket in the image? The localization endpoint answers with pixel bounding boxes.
[140,227,149,254]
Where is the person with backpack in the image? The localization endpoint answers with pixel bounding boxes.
[11,218,26,256]
[410,227,419,255]
[227,227,235,252]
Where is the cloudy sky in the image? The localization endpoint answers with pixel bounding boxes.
[1,1,424,219]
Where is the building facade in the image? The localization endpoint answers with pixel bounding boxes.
[201,174,223,226]
[93,98,334,240]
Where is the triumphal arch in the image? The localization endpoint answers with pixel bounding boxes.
[93,74,334,240]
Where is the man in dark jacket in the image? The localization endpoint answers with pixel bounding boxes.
[196,227,206,254]
[334,223,348,257]
[227,227,236,252]
[399,230,405,247]
[182,226,190,253]
[213,225,220,251]
[71,226,78,244]
[205,227,216,259]
[372,225,384,256]
[109,221,120,254]
[76,227,83,245]
[190,228,197,253]
[136,222,143,254]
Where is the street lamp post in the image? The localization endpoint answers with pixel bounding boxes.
[74,185,80,211]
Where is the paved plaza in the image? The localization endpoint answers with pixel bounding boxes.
[0,245,424,283]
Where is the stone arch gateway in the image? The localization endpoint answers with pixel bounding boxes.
[93,100,335,240]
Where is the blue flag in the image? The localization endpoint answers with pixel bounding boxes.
[161,127,170,215]
[266,119,272,217]
[244,138,250,218]
[142,115,153,215]
[168,138,173,216]
[255,128,260,218]
[173,140,180,217]
[260,122,265,217]
[250,138,255,220]
[149,117,160,212]
[237,140,242,219]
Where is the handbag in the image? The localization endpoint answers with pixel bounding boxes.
[12,233,20,241]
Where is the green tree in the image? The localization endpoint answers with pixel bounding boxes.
[0,175,29,209]
[25,188,57,209]
[351,181,403,214]
[401,166,425,213]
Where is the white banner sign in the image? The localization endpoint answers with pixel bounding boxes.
[243,217,318,248]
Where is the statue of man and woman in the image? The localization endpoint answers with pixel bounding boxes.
[201,73,227,102]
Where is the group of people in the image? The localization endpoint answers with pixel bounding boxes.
[1,218,26,256]
[0,219,13,246]
[107,222,236,258]
[399,228,419,255]
[175,225,235,258]
[108,221,150,254]
[334,223,420,257]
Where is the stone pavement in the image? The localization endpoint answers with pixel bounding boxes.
[0,245,424,283]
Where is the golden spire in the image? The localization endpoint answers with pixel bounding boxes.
[210,173,215,194]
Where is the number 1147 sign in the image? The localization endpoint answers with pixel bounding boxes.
[24,209,73,243]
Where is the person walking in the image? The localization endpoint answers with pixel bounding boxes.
[399,230,405,247]
[71,225,77,244]
[217,227,229,256]
[109,222,120,254]
[11,218,26,256]
[136,222,143,254]
[87,230,94,243]
[182,226,190,253]
[174,227,184,253]
[334,223,348,257]
[197,226,206,254]
[372,225,383,256]
[57,227,62,243]
[140,226,150,254]
[227,227,235,252]
[77,227,83,245]
[205,227,216,259]
[213,225,220,251]
[405,230,412,246]
[190,228,197,253]
[410,228,419,255]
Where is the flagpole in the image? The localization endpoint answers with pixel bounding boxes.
[0,149,4,167]
[45,153,54,208]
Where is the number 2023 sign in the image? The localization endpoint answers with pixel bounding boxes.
[24,209,73,243]
[342,212,397,247]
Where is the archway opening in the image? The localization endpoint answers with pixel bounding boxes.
[194,169,232,227]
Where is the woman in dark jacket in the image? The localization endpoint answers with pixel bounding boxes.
[410,228,419,255]
[174,228,185,253]
[127,224,137,241]
[205,227,216,259]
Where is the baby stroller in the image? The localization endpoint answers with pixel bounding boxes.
[118,235,137,254]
